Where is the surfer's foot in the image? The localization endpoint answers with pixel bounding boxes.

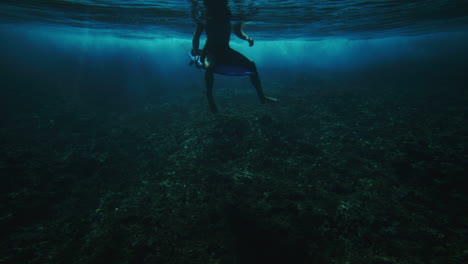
[262,96,278,104]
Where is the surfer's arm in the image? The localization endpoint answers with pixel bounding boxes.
[233,22,254,47]
[192,23,204,56]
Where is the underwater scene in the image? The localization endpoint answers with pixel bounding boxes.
[1,1,467,263]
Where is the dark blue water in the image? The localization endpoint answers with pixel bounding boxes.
[1,1,467,264]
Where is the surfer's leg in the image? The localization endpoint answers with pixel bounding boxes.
[249,70,266,103]
[205,68,218,113]
[248,63,278,103]
[223,49,277,103]
[202,51,219,113]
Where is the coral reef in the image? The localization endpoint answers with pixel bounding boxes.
[1,74,466,264]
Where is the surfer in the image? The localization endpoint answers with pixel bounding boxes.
[190,0,277,113]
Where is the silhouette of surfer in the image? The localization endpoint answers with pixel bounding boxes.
[190,0,277,113]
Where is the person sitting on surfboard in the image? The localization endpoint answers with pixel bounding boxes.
[190,0,277,113]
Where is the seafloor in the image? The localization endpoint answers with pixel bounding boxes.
[1,68,467,264]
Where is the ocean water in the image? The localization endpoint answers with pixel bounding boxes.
[1,1,467,263]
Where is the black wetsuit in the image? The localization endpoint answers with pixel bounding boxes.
[202,0,256,76]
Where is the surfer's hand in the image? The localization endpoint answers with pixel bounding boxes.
[248,37,254,47]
